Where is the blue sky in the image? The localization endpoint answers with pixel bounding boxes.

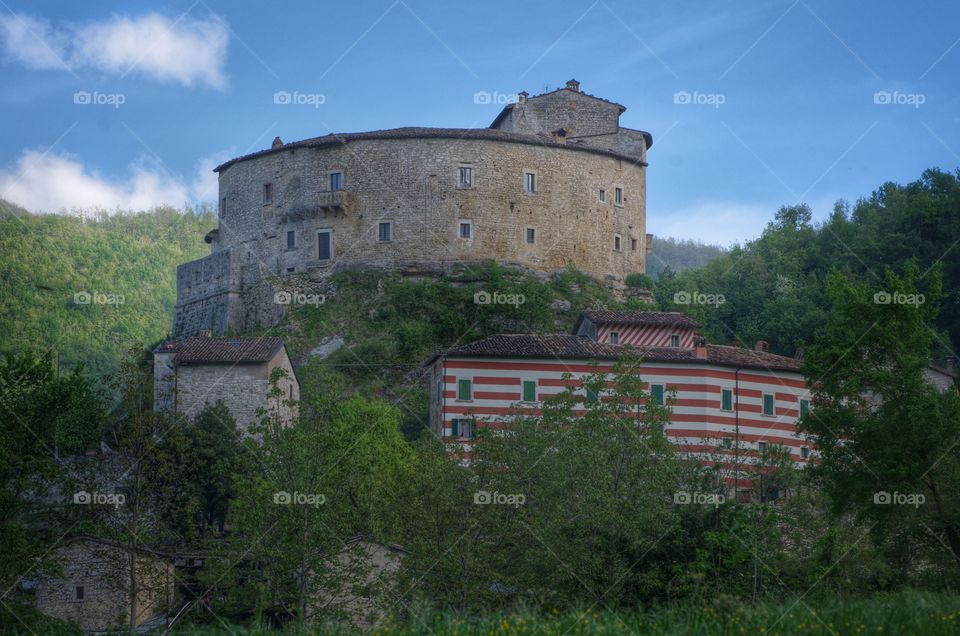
[0,0,957,244]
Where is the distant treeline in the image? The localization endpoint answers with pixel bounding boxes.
[646,235,727,278]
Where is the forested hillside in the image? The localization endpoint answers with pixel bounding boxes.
[646,235,727,278]
[0,200,215,380]
[655,168,960,358]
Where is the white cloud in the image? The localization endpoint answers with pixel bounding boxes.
[0,149,221,214]
[0,12,229,88]
[650,200,774,247]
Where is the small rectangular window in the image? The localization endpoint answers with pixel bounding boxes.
[525,228,535,244]
[329,172,343,191]
[286,267,295,273]
[763,394,774,416]
[614,234,622,251]
[609,332,619,344]
[598,189,606,203]
[522,380,536,402]
[286,230,295,249]
[758,441,768,453]
[458,166,472,188]
[615,187,623,205]
[75,586,84,600]
[801,446,809,459]
[670,335,680,347]
[631,238,638,251]
[721,388,733,412]
[459,221,472,239]
[651,384,664,406]
[524,172,536,193]
[450,418,459,437]
[219,197,226,218]
[263,183,273,204]
[457,378,472,401]
[378,222,392,242]
[799,399,809,417]
[461,419,474,439]
[318,230,332,261]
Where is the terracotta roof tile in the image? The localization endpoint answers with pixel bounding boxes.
[578,310,701,329]
[156,337,285,364]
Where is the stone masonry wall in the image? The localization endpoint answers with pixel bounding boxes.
[173,250,244,336]
[174,363,269,433]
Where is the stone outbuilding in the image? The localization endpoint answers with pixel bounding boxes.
[153,333,300,433]
[33,536,175,632]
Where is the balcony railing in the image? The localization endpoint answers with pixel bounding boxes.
[318,190,346,210]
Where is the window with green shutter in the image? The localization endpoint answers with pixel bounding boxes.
[522,380,536,402]
[799,399,809,417]
[721,388,733,411]
[763,393,774,416]
[651,384,664,406]
[450,418,459,436]
[585,388,598,402]
[457,379,472,401]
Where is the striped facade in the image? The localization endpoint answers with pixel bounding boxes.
[427,312,813,492]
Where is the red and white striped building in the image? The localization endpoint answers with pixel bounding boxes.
[426,311,813,492]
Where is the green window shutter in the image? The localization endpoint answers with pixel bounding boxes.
[721,389,733,411]
[457,379,472,401]
[763,394,774,415]
[585,388,598,402]
[523,380,536,402]
[651,385,664,406]
[450,418,459,436]
[799,399,809,417]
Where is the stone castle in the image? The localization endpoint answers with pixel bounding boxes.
[173,79,653,337]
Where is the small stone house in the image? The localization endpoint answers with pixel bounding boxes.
[33,536,174,632]
[154,334,300,433]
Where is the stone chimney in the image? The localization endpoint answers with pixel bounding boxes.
[754,340,768,353]
[271,136,284,149]
[517,91,528,104]
[565,79,580,92]
[694,336,708,360]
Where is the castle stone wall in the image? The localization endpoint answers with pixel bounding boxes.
[173,250,244,336]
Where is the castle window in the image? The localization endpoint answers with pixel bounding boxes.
[263,183,273,204]
[670,334,680,347]
[317,230,333,261]
[614,234,622,251]
[219,197,226,218]
[378,221,392,242]
[286,230,295,249]
[631,238,638,251]
[524,172,536,194]
[459,220,473,240]
[286,267,295,273]
[75,585,84,600]
[609,332,619,344]
[329,172,343,191]
[458,166,473,188]
[525,228,535,244]
[615,187,623,206]
[598,189,606,203]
